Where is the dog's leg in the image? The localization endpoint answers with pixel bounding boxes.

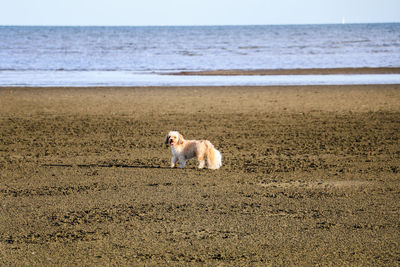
[198,160,205,169]
[178,157,186,168]
[197,155,205,169]
[171,156,178,168]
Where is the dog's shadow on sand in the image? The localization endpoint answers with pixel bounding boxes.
[42,163,172,169]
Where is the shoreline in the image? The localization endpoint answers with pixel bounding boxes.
[167,67,400,76]
[1,83,400,91]
[2,67,400,87]
[2,83,400,89]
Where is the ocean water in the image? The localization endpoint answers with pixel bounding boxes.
[0,24,400,86]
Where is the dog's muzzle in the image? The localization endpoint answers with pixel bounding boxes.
[165,136,172,147]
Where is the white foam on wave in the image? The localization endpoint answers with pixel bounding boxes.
[1,71,400,87]
[0,71,400,87]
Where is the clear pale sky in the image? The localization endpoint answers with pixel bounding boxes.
[1,0,399,26]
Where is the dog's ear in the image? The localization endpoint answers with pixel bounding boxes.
[164,135,170,145]
[177,133,184,145]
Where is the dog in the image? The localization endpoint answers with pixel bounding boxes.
[165,131,222,169]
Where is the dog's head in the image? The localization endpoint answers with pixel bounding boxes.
[165,131,184,147]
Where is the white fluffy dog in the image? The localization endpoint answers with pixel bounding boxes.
[165,131,222,169]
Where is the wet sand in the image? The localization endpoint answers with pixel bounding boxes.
[169,67,400,75]
[0,85,399,265]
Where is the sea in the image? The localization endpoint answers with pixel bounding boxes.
[1,23,400,86]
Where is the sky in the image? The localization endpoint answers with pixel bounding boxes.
[1,0,399,26]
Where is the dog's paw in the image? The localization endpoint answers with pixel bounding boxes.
[198,160,205,169]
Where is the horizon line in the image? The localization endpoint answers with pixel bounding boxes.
[1,21,399,27]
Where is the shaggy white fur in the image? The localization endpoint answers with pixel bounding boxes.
[165,131,222,170]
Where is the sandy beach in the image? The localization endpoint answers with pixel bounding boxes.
[1,84,399,265]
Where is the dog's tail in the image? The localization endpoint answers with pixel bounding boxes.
[206,141,222,170]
